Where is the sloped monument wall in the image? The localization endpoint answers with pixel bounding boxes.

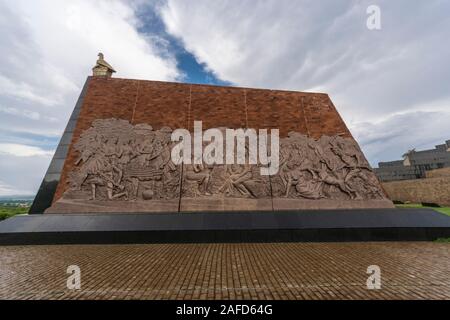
[32,77,393,214]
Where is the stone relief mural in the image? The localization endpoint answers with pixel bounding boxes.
[182,163,270,199]
[61,119,387,204]
[68,119,180,202]
[272,133,386,201]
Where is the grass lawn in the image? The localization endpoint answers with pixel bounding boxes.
[395,204,450,216]
[0,206,29,221]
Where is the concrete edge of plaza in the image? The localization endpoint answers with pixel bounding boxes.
[1,208,450,245]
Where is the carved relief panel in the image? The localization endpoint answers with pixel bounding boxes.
[66,119,181,203]
[272,133,386,201]
[49,118,391,213]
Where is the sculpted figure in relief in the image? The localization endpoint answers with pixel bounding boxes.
[63,119,387,203]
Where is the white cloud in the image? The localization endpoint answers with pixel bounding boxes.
[0,144,54,157]
[0,181,20,196]
[0,105,41,121]
[0,154,51,196]
[0,75,61,107]
[352,110,450,166]
[0,0,181,196]
[160,0,450,166]
[0,0,180,133]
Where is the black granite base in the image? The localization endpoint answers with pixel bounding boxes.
[1,208,450,245]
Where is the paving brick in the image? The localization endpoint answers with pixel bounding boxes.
[0,242,449,300]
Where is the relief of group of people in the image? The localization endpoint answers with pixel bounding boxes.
[275,133,385,200]
[70,119,178,201]
[68,119,385,202]
[70,119,267,201]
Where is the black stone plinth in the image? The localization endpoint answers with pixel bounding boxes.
[1,209,450,245]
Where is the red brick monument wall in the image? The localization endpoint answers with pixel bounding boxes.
[46,77,392,213]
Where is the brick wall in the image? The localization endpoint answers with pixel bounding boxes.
[53,77,354,203]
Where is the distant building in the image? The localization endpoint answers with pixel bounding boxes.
[375,140,450,182]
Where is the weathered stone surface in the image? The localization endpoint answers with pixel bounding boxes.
[46,117,391,213]
[272,133,391,210]
[426,167,450,179]
[383,177,450,206]
[47,119,181,213]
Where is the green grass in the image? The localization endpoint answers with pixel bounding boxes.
[435,207,450,216]
[395,204,450,216]
[0,206,29,221]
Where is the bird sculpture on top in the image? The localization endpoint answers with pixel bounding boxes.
[92,53,116,77]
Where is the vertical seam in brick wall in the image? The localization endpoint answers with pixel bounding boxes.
[269,175,275,212]
[244,89,249,129]
[178,165,184,213]
[188,85,192,130]
[301,96,310,136]
[131,80,140,124]
[179,85,192,211]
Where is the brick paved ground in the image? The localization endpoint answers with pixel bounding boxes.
[0,242,449,300]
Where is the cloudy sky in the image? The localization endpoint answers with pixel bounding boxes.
[0,0,449,196]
